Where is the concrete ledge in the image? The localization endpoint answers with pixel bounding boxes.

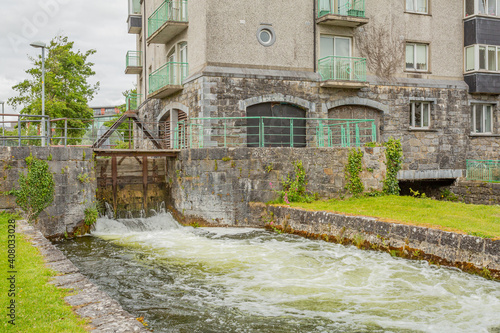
[398,169,463,180]
[251,203,500,280]
[18,221,148,332]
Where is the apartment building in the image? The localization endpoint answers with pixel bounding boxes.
[125,0,500,181]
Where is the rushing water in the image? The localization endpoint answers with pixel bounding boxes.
[56,212,500,333]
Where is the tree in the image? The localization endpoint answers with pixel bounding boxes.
[8,35,100,143]
[354,23,405,81]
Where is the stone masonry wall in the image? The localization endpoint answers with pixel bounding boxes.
[167,147,386,226]
[251,204,500,279]
[451,180,500,205]
[0,147,96,238]
[138,71,500,180]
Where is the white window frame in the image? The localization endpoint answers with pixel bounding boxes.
[406,0,429,14]
[464,44,500,72]
[410,102,431,129]
[406,43,429,72]
[464,0,500,17]
[471,104,494,134]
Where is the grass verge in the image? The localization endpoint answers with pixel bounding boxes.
[286,195,500,239]
[0,212,89,332]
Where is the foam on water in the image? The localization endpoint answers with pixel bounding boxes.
[61,213,500,332]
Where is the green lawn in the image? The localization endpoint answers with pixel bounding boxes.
[0,212,89,332]
[286,196,500,239]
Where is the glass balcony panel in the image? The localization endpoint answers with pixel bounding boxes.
[129,0,141,15]
[317,0,365,18]
[148,62,189,94]
[318,56,366,82]
[148,0,188,38]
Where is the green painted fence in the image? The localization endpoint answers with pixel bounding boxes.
[126,93,142,111]
[318,0,365,18]
[148,0,188,38]
[171,117,376,149]
[466,160,500,182]
[148,62,188,94]
[318,56,367,82]
[126,51,142,68]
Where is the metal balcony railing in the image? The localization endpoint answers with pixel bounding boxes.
[126,93,143,111]
[148,62,188,94]
[128,0,141,15]
[466,160,500,182]
[170,117,377,149]
[148,0,188,38]
[318,56,367,82]
[126,51,142,68]
[318,0,365,18]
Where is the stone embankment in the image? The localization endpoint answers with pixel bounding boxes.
[18,220,148,332]
[251,203,500,280]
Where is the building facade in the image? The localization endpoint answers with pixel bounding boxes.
[125,0,500,181]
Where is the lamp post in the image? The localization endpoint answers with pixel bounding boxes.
[0,101,4,146]
[30,41,47,147]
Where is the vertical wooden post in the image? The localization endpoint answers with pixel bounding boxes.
[143,156,148,213]
[112,156,118,215]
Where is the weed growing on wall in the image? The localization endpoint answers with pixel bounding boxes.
[344,148,364,196]
[9,154,55,224]
[383,137,403,195]
[275,161,317,203]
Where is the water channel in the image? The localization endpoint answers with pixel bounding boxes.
[56,212,500,333]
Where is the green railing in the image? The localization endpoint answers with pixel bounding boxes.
[129,0,141,15]
[126,51,142,67]
[170,117,376,149]
[318,0,365,18]
[466,160,500,182]
[148,62,188,94]
[148,0,188,38]
[126,93,142,111]
[318,56,367,82]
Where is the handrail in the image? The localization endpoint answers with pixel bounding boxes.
[148,62,188,94]
[318,55,367,82]
[466,159,500,182]
[148,0,188,38]
[126,51,142,67]
[318,0,365,18]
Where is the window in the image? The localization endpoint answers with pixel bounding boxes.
[471,104,493,133]
[465,44,500,72]
[406,43,428,71]
[465,0,500,16]
[410,102,430,128]
[257,26,276,47]
[319,35,354,80]
[406,0,428,13]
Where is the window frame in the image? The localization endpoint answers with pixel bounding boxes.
[464,44,500,72]
[410,101,431,129]
[464,0,500,17]
[405,42,429,72]
[406,0,429,14]
[471,104,494,134]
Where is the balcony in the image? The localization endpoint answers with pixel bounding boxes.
[147,1,188,44]
[318,56,368,88]
[316,0,368,27]
[464,72,500,94]
[128,0,142,34]
[126,93,143,111]
[125,51,142,74]
[148,62,188,99]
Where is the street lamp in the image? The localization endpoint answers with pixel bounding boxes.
[0,101,4,146]
[30,41,47,147]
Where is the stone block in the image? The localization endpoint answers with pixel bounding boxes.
[440,231,460,248]
[191,149,208,160]
[484,239,500,257]
[460,235,484,254]
[426,229,442,245]
[390,224,410,240]
[409,226,428,243]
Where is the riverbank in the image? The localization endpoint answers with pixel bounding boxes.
[287,195,500,239]
[0,213,148,332]
[251,199,500,280]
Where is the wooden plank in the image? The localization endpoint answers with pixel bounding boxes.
[112,156,117,214]
[143,156,148,212]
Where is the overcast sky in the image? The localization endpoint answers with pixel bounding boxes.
[0,0,136,116]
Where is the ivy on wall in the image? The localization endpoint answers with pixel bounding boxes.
[344,148,364,196]
[383,137,403,195]
[9,154,55,224]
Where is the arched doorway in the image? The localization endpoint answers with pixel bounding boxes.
[328,105,382,145]
[246,102,307,147]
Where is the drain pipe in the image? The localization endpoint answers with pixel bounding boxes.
[313,0,317,72]
[143,0,147,102]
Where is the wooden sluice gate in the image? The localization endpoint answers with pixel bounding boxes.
[94,149,179,218]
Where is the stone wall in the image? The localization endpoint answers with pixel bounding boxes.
[0,147,96,238]
[251,204,500,279]
[451,180,500,205]
[137,69,500,181]
[167,147,386,226]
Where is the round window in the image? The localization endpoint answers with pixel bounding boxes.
[256,26,276,47]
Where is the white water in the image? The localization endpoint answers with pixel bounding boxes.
[88,213,500,332]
